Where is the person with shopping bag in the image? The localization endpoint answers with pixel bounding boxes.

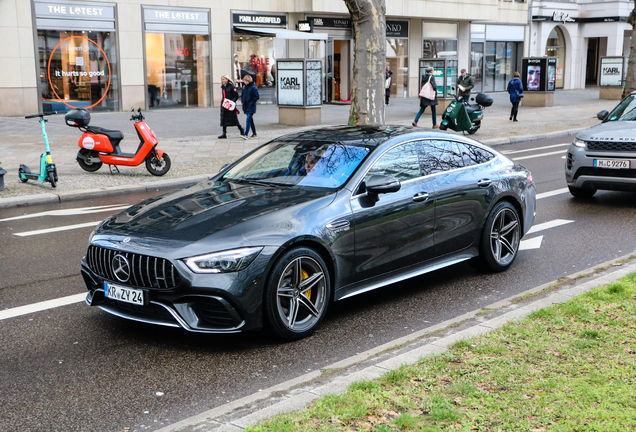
[412,67,439,128]
[219,75,246,139]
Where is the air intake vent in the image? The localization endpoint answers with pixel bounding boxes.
[87,245,181,289]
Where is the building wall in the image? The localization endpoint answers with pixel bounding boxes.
[1,0,529,116]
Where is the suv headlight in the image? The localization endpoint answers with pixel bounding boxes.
[184,247,263,273]
[573,139,586,148]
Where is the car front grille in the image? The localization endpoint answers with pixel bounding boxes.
[586,141,636,152]
[87,245,181,289]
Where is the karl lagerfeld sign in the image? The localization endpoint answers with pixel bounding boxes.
[599,57,624,86]
[233,13,286,26]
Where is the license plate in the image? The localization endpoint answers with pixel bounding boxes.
[594,159,630,169]
[104,282,145,305]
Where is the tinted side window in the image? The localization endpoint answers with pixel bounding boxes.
[456,142,495,166]
[419,140,464,175]
[366,142,423,181]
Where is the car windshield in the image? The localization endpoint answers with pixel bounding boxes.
[222,140,370,189]
[606,94,636,121]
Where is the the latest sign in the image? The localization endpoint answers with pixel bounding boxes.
[34,1,116,20]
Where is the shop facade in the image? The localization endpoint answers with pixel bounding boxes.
[530,1,632,90]
[1,0,529,117]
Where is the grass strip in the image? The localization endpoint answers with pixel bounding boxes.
[246,274,636,431]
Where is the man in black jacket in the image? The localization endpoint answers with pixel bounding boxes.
[457,68,474,102]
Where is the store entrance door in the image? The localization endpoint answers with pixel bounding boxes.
[586,37,603,86]
[327,38,351,103]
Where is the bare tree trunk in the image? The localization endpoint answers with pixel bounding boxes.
[343,0,386,125]
[623,1,636,98]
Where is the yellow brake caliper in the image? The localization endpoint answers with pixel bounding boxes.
[301,269,311,300]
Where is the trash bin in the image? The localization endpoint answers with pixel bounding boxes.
[0,161,6,191]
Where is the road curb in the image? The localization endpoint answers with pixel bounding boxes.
[154,253,636,432]
[0,175,209,209]
[0,128,581,210]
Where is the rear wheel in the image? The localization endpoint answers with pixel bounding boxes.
[77,149,103,172]
[145,152,171,176]
[264,247,331,341]
[18,167,28,183]
[467,121,481,134]
[568,186,596,198]
[476,201,520,272]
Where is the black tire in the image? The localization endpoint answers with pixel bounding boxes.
[264,247,331,341]
[145,152,171,176]
[439,123,448,131]
[476,201,521,272]
[18,167,28,183]
[77,150,103,172]
[467,122,480,134]
[568,186,596,198]
[47,170,56,188]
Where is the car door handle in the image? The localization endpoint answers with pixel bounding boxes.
[477,179,492,187]
[413,192,430,202]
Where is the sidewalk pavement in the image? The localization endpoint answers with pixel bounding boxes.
[0,87,615,208]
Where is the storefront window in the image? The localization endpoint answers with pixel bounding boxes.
[484,41,521,93]
[422,22,457,58]
[145,33,210,109]
[387,38,408,97]
[38,30,118,112]
[308,40,326,102]
[471,42,484,93]
[546,27,565,89]
[233,35,286,104]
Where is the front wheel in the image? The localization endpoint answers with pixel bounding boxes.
[47,170,57,188]
[568,186,596,198]
[439,123,448,131]
[145,152,171,176]
[264,247,331,341]
[476,201,520,272]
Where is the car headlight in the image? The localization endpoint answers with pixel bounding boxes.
[573,139,586,148]
[184,247,263,273]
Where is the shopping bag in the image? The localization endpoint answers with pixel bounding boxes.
[222,99,236,111]
[419,76,435,100]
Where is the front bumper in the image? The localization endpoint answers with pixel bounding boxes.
[566,145,636,191]
[81,246,278,333]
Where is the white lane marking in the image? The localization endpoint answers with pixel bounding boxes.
[0,204,129,222]
[513,150,567,161]
[501,143,570,155]
[519,235,543,251]
[14,221,101,237]
[0,293,85,321]
[526,219,574,235]
[536,187,569,200]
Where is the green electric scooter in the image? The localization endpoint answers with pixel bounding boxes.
[19,112,58,188]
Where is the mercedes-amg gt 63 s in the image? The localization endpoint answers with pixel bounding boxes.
[81,126,536,340]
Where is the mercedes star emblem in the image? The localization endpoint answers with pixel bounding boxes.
[112,254,131,283]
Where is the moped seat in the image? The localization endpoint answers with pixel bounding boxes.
[465,104,481,115]
[85,126,124,146]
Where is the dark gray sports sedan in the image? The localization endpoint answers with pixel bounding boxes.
[81,126,536,340]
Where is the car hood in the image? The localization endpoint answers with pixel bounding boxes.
[577,121,636,142]
[93,180,335,252]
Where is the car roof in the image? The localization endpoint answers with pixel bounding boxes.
[275,125,464,148]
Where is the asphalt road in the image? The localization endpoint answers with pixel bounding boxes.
[1,135,636,431]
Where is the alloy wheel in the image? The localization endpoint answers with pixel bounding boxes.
[489,207,520,266]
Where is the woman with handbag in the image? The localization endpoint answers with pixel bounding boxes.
[219,75,246,139]
[412,67,439,128]
[507,71,523,122]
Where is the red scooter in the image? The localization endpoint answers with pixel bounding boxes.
[65,108,171,176]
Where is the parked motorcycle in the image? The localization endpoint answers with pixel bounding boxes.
[439,89,493,134]
[65,108,171,176]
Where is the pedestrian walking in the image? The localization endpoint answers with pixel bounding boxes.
[457,68,474,102]
[412,67,439,128]
[241,74,260,138]
[219,75,246,139]
[385,69,393,105]
[507,71,523,122]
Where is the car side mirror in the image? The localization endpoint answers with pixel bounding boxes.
[366,175,401,202]
[597,110,609,121]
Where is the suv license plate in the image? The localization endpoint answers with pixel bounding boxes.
[594,159,630,169]
[104,282,145,305]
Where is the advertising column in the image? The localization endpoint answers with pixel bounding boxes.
[598,57,625,100]
[33,0,119,113]
[143,7,211,110]
[521,57,555,107]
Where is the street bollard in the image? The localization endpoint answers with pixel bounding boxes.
[0,161,6,191]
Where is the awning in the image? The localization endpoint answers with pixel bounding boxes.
[234,26,328,40]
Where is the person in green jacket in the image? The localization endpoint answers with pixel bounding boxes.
[457,68,474,103]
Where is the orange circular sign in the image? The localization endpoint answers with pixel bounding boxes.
[47,35,112,110]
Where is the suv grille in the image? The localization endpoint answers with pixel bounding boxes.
[586,141,636,152]
[87,245,181,289]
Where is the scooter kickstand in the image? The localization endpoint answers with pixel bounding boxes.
[108,165,120,175]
